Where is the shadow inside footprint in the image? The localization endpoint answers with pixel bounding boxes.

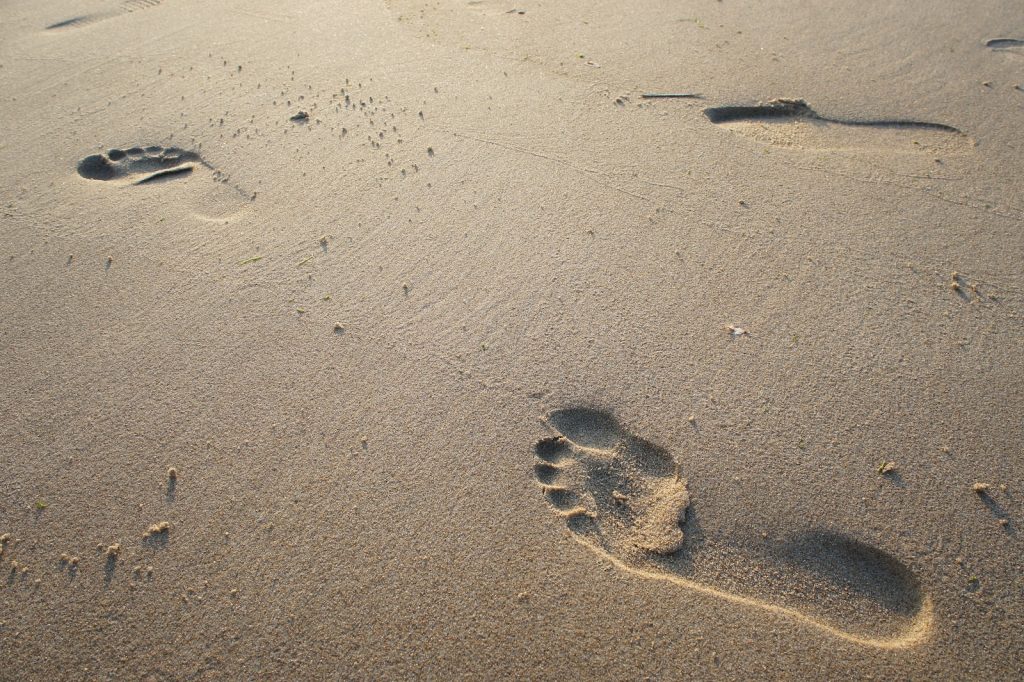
[770,531,924,620]
[547,408,622,450]
[136,166,194,184]
[532,407,932,647]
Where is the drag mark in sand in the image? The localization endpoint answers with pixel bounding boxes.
[46,0,164,31]
[532,408,934,648]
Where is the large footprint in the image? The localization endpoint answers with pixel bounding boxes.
[533,408,933,648]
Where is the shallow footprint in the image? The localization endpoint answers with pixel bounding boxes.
[76,145,249,219]
[533,408,933,648]
[46,0,164,31]
[703,98,970,157]
[985,38,1024,53]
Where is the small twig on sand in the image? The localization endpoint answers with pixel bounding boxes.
[641,93,704,99]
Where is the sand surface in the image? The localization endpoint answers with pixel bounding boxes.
[1,0,1023,678]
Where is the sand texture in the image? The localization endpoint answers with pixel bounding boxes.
[1,0,1023,679]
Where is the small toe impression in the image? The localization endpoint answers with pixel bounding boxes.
[566,512,599,536]
[535,435,570,461]
[534,461,561,485]
[543,487,582,511]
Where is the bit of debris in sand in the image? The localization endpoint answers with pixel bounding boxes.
[144,522,171,538]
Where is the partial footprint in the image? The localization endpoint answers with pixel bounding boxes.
[46,0,163,31]
[703,98,969,156]
[533,408,933,648]
[76,145,250,219]
[985,38,1024,51]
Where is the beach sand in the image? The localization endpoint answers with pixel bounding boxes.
[1,0,1022,678]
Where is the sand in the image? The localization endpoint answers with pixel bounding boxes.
[1,0,1022,679]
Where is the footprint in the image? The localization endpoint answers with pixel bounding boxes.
[78,146,204,185]
[533,408,933,648]
[703,98,969,156]
[985,38,1024,51]
[704,99,961,132]
[46,0,164,31]
[76,145,250,218]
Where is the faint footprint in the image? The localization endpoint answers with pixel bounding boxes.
[704,98,961,132]
[76,145,250,218]
[46,0,164,31]
[533,407,933,648]
[703,98,970,156]
[985,38,1024,51]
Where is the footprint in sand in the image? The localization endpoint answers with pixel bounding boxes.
[703,98,971,156]
[533,408,933,648]
[76,145,250,218]
[78,146,204,185]
[985,38,1024,52]
[46,0,164,31]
